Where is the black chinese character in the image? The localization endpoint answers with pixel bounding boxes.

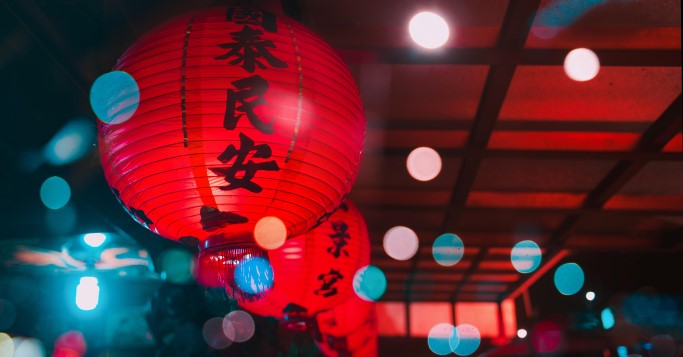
[210,132,280,193]
[226,7,276,33]
[314,269,343,297]
[224,75,274,134]
[327,221,350,258]
[215,25,287,73]
[199,205,248,231]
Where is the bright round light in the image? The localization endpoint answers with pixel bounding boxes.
[432,233,465,266]
[353,265,387,301]
[409,12,450,49]
[564,48,600,82]
[83,233,107,248]
[11,337,44,357]
[254,216,287,250]
[223,310,255,343]
[511,240,542,274]
[407,147,442,181]
[40,176,71,210]
[383,226,419,261]
[234,257,274,295]
[554,262,585,296]
[452,324,480,356]
[0,333,14,357]
[517,328,527,339]
[203,317,234,349]
[90,71,140,124]
[428,323,459,355]
[586,291,596,301]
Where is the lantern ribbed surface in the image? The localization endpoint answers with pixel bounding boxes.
[316,304,378,357]
[98,6,365,244]
[232,200,370,318]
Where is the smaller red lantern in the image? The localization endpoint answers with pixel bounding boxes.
[233,200,370,325]
[316,304,378,357]
[317,292,375,337]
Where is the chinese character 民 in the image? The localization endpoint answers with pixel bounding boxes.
[224,75,274,134]
[210,132,280,193]
[327,221,350,258]
[314,269,343,297]
[226,7,276,33]
[215,25,287,73]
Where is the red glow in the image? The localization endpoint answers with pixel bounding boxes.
[376,302,407,336]
[409,302,451,337]
[455,302,499,338]
[470,274,519,282]
[663,133,682,152]
[501,299,517,338]
[605,194,683,210]
[489,131,640,151]
[468,191,586,208]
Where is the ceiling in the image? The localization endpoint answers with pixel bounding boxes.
[0,0,681,305]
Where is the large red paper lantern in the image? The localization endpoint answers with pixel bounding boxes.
[317,293,375,337]
[98,6,365,247]
[316,304,378,357]
[232,200,370,324]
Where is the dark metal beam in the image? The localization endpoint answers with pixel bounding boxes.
[449,248,489,301]
[366,148,681,161]
[360,204,683,217]
[336,48,682,67]
[404,0,541,302]
[501,94,683,300]
[369,119,652,132]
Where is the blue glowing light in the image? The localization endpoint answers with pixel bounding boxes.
[432,233,465,266]
[643,342,652,350]
[90,71,140,124]
[234,257,274,295]
[601,307,615,330]
[532,0,606,39]
[428,323,459,355]
[76,277,100,311]
[83,233,107,248]
[353,265,387,302]
[452,324,480,356]
[160,249,195,284]
[43,118,95,166]
[554,262,584,295]
[511,240,542,273]
[45,203,77,234]
[616,346,628,357]
[40,176,71,210]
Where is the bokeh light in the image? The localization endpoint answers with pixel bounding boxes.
[517,328,527,339]
[234,257,274,295]
[0,333,13,357]
[40,176,71,210]
[564,48,600,82]
[54,330,86,357]
[12,337,45,357]
[43,118,95,166]
[452,324,480,356]
[601,307,615,330]
[428,323,459,355]
[203,317,234,350]
[45,203,77,235]
[408,12,450,49]
[617,346,628,357]
[75,277,100,311]
[383,226,419,261]
[83,233,107,248]
[511,240,542,274]
[90,71,140,124]
[432,233,464,266]
[223,310,255,343]
[0,299,17,330]
[254,216,287,250]
[159,249,194,284]
[407,147,442,181]
[585,291,595,301]
[353,265,387,302]
[554,262,584,295]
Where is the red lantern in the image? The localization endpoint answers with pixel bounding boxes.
[317,292,375,337]
[98,6,365,247]
[232,200,370,324]
[316,304,378,357]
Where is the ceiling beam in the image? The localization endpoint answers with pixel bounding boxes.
[500,94,683,300]
[336,48,682,67]
[369,119,653,132]
[359,204,683,217]
[367,148,681,161]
